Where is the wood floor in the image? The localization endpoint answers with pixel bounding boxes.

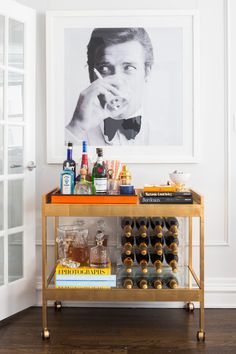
[0,307,236,353]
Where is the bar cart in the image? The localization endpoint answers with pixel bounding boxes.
[41,189,205,341]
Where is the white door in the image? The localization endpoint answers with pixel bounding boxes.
[0,0,36,320]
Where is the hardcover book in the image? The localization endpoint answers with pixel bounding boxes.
[55,263,112,276]
[139,195,193,204]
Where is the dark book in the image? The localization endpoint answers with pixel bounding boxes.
[139,195,193,204]
[142,191,192,197]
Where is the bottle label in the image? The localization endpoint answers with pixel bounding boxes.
[62,174,72,194]
[94,178,107,193]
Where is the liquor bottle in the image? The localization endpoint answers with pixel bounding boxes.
[122,277,134,289]
[164,217,179,236]
[92,148,108,194]
[150,234,164,256]
[152,277,163,289]
[150,217,164,237]
[121,253,134,273]
[74,168,92,195]
[121,217,134,237]
[136,235,149,255]
[121,235,134,256]
[136,252,149,273]
[164,275,179,289]
[89,230,110,268]
[164,232,179,254]
[164,251,178,272]
[135,217,149,237]
[137,277,149,289]
[60,168,74,195]
[80,140,89,171]
[150,252,163,273]
[63,142,76,181]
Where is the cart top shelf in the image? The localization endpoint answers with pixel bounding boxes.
[42,189,204,217]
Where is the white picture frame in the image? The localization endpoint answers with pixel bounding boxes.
[46,10,199,163]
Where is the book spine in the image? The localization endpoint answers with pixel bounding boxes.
[55,275,116,281]
[55,280,116,287]
[140,197,193,204]
[56,268,111,276]
[143,192,192,197]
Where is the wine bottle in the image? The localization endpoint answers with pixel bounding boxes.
[137,277,149,289]
[164,217,179,236]
[136,252,149,273]
[152,277,163,289]
[150,217,164,237]
[135,235,149,255]
[92,148,108,194]
[150,252,163,273]
[122,240,134,256]
[164,251,178,272]
[150,234,164,256]
[164,275,179,289]
[122,277,134,289]
[135,217,149,237]
[63,142,76,181]
[164,232,179,254]
[121,217,134,237]
[121,253,134,273]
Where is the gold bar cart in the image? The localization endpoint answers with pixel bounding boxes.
[41,189,205,341]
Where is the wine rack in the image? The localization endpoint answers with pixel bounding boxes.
[41,189,205,341]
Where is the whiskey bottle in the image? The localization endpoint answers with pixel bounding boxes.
[121,253,134,273]
[121,217,134,237]
[150,217,164,237]
[135,217,149,237]
[150,234,164,256]
[137,277,149,289]
[150,252,163,273]
[164,232,179,254]
[122,277,134,289]
[164,251,179,272]
[164,217,179,236]
[164,275,179,289]
[121,235,134,256]
[92,148,108,194]
[152,277,163,289]
[89,230,110,268]
[136,252,149,273]
[63,142,76,181]
[135,235,149,255]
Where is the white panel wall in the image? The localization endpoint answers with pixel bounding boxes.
[15,0,236,307]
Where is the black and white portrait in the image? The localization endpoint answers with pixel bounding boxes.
[65,27,183,147]
[46,11,197,162]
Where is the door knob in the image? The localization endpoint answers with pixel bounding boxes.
[27,161,36,171]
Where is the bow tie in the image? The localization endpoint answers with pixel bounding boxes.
[104,116,142,141]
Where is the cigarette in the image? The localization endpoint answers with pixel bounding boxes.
[94,68,103,79]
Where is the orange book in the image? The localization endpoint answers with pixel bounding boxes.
[143,185,177,192]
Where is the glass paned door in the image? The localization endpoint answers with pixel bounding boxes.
[0,1,35,321]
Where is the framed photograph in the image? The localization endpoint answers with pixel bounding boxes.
[46,10,199,163]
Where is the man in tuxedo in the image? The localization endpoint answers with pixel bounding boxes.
[66,27,154,145]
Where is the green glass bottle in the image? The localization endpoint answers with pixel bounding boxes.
[92,148,108,194]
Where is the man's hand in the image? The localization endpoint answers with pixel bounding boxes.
[69,77,128,132]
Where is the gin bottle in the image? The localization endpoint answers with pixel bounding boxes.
[89,231,110,268]
[92,148,108,194]
[60,167,74,195]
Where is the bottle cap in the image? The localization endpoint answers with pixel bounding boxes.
[96,148,103,156]
[67,142,73,147]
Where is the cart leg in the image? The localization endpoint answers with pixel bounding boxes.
[41,299,50,339]
[197,300,205,341]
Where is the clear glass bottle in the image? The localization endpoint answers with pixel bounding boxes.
[74,168,92,195]
[90,230,110,268]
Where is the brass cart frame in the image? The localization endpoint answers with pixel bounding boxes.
[41,189,205,341]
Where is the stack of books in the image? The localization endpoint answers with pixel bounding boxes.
[55,263,116,288]
[139,185,193,204]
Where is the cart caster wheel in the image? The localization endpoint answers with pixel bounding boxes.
[54,301,62,310]
[197,331,205,342]
[186,302,194,312]
[41,329,50,339]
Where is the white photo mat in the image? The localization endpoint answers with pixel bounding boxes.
[46,10,199,163]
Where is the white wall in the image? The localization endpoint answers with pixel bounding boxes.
[15,0,236,307]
